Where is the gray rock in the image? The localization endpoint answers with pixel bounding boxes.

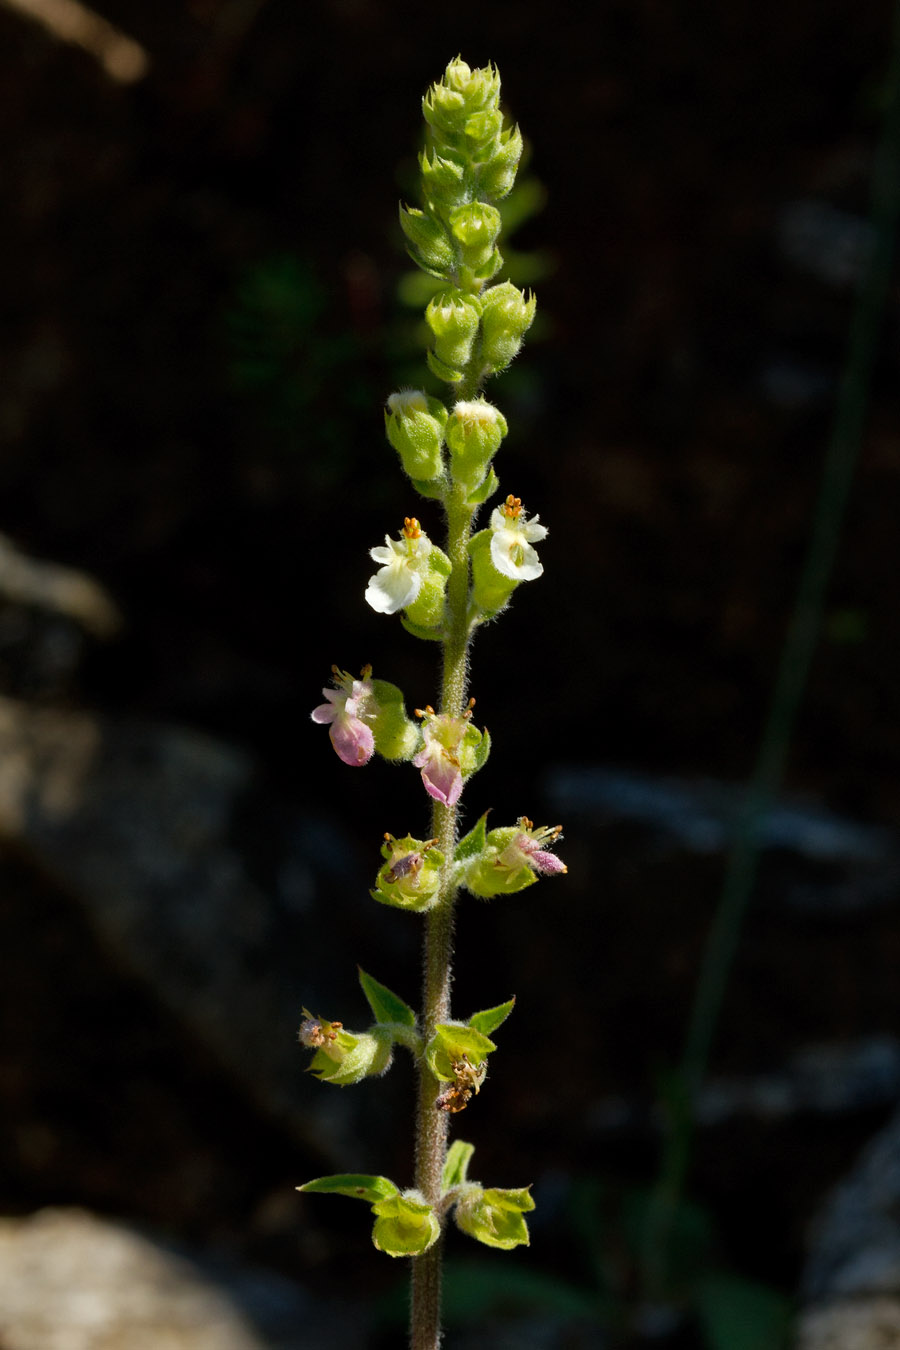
[0,1207,365,1350]
[544,765,900,914]
[0,695,368,1164]
[796,1297,900,1350]
[802,1104,900,1303]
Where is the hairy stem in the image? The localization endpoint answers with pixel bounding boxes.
[410,472,476,1347]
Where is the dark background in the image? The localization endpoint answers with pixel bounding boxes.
[2,0,900,1344]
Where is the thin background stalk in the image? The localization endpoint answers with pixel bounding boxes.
[642,0,900,1301]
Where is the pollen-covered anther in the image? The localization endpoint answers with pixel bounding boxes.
[500,494,523,520]
[403,517,423,540]
[415,704,436,719]
[298,1010,342,1049]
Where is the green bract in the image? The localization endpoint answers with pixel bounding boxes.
[307,1025,394,1085]
[454,1184,535,1250]
[468,528,518,618]
[372,834,445,912]
[425,1022,497,1081]
[369,678,421,761]
[403,543,451,630]
[372,1191,440,1257]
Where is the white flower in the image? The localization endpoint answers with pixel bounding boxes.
[488,495,547,582]
[365,517,432,615]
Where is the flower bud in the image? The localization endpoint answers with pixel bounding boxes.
[423,58,501,141]
[371,1191,440,1257]
[445,399,508,493]
[449,203,502,272]
[372,833,444,912]
[479,281,536,371]
[462,818,567,899]
[384,390,446,482]
[419,149,467,214]
[454,1184,534,1250]
[399,205,454,277]
[426,291,482,372]
[299,1013,394,1086]
[479,124,524,201]
[463,109,504,157]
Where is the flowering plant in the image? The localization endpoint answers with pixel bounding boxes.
[298,58,565,1349]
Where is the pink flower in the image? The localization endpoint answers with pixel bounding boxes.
[499,818,567,875]
[311,666,376,767]
[412,709,466,806]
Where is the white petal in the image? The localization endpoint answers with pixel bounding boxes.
[365,563,422,614]
[490,530,543,582]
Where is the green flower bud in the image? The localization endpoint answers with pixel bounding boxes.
[469,528,517,616]
[463,109,504,156]
[442,56,501,112]
[384,390,446,483]
[371,1190,440,1257]
[403,542,451,629]
[480,281,537,371]
[419,149,467,214]
[479,124,524,201]
[368,677,420,761]
[399,205,454,277]
[372,833,444,912]
[426,291,482,372]
[423,58,501,142]
[299,1013,394,1086]
[454,1184,534,1250]
[446,399,508,493]
[449,202,502,271]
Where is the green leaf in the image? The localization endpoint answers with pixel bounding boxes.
[358,968,417,1028]
[410,475,447,501]
[426,1023,497,1080]
[442,1140,475,1192]
[426,348,463,383]
[455,811,489,863]
[469,997,515,1037]
[400,615,444,642]
[695,1273,792,1350]
[466,466,499,506]
[298,1174,399,1204]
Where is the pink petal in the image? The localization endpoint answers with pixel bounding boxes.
[330,716,375,766]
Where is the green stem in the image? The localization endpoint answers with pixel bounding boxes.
[410,451,478,1350]
[640,0,900,1303]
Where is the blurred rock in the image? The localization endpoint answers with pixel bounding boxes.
[798,1105,900,1347]
[802,1104,900,1303]
[776,200,874,288]
[796,1297,900,1350]
[0,695,367,1165]
[544,765,900,914]
[0,1207,365,1350]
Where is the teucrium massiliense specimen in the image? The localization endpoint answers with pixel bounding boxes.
[299,57,565,1348]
